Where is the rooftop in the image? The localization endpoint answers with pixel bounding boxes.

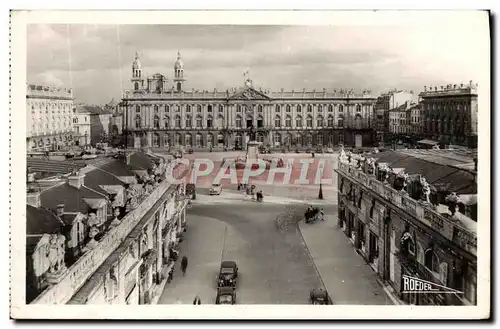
[26,205,65,235]
[40,182,107,214]
[76,105,113,115]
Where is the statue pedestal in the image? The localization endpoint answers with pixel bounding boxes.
[246,141,259,161]
[45,268,67,285]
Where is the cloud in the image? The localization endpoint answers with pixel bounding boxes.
[26,22,489,105]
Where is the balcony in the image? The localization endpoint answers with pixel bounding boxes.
[337,162,477,256]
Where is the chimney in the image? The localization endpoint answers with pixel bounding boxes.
[56,204,65,217]
[27,190,41,208]
[68,171,85,189]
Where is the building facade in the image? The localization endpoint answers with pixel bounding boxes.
[419,82,478,148]
[122,52,377,150]
[26,84,75,152]
[336,149,477,305]
[73,107,92,147]
[375,91,418,145]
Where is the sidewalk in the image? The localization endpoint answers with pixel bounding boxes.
[194,191,335,206]
[298,215,394,305]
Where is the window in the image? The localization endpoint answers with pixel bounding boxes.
[176,105,181,113]
[164,116,170,128]
[257,105,263,113]
[297,105,302,113]
[153,116,160,129]
[185,134,192,147]
[196,116,202,128]
[136,105,141,113]
[237,105,242,113]
[356,104,362,112]
[196,133,203,147]
[296,116,303,128]
[217,115,224,127]
[274,115,281,127]
[135,115,141,128]
[219,105,224,113]
[339,105,344,113]
[185,116,192,128]
[197,105,202,113]
[208,105,213,113]
[338,117,344,128]
[207,117,213,128]
[307,105,313,113]
[306,116,313,128]
[236,116,242,128]
[285,116,292,128]
[317,116,324,127]
[318,105,322,112]
[276,105,281,113]
[186,105,191,113]
[286,105,291,113]
[257,117,264,128]
[273,133,281,144]
[327,115,334,127]
[165,105,170,113]
[134,82,139,90]
[424,250,439,273]
[256,133,264,143]
[369,200,375,218]
[175,115,181,128]
[154,105,159,113]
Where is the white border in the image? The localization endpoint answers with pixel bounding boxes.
[9,9,491,320]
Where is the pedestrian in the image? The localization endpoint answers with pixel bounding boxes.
[193,294,202,305]
[181,255,188,276]
[320,208,324,221]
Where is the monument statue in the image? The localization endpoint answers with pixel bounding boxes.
[247,126,257,142]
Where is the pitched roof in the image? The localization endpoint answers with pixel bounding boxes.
[83,168,126,194]
[27,157,86,175]
[26,205,65,235]
[99,158,136,177]
[373,150,477,194]
[128,152,156,171]
[76,105,113,115]
[40,183,107,214]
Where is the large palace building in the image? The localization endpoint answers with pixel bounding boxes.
[122,52,377,150]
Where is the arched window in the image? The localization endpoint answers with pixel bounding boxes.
[257,105,263,113]
[185,115,192,128]
[165,105,170,112]
[176,105,181,113]
[356,104,362,112]
[196,133,203,147]
[276,105,281,113]
[273,133,281,145]
[257,116,264,128]
[237,105,242,113]
[317,134,323,145]
[206,115,213,128]
[317,115,324,127]
[285,115,292,128]
[186,105,191,113]
[327,115,334,127]
[274,115,281,127]
[217,115,224,127]
[185,133,192,147]
[424,249,439,273]
[307,105,313,113]
[163,134,170,146]
[296,115,303,128]
[134,82,139,90]
[197,105,202,113]
[196,115,203,128]
[339,105,344,112]
[153,116,160,129]
[306,133,312,145]
[236,115,242,128]
[153,133,160,147]
[135,105,141,113]
[164,116,170,128]
[306,115,313,128]
[175,115,181,128]
[256,133,264,143]
[286,105,291,112]
[338,116,344,128]
[219,105,224,113]
[355,114,363,129]
[208,105,213,113]
[154,105,159,113]
[297,105,302,113]
[135,115,141,129]
[174,133,181,146]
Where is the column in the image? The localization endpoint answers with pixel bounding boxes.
[147,132,152,147]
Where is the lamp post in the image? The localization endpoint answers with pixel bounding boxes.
[318,183,324,200]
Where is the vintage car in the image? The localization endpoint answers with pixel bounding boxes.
[309,288,333,305]
[209,183,222,195]
[217,260,238,287]
[215,287,237,305]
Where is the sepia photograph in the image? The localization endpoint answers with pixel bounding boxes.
[9,10,491,319]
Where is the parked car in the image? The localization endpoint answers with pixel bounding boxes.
[209,183,222,195]
[217,260,239,288]
[215,287,236,305]
[309,288,333,305]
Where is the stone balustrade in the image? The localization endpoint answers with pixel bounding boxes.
[337,162,477,256]
[32,163,188,305]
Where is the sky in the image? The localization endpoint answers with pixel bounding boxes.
[26,21,489,105]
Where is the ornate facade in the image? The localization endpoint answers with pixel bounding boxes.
[122,52,377,150]
[26,84,75,152]
[336,149,477,305]
[420,82,478,148]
